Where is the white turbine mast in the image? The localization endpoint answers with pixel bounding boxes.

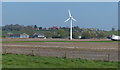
[65,9,76,40]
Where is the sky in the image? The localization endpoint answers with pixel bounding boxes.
[2,2,118,30]
[2,0,119,2]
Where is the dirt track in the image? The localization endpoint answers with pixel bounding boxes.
[2,38,119,61]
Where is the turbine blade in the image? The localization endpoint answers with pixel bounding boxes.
[68,9,72,17]
[72,18,76,22]
[64,18,70,22]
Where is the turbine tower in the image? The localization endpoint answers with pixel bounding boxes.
[65,9,76,40]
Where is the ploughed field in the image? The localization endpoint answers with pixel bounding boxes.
[2,38,119,61]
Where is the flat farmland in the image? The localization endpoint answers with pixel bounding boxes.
[2,38,119,61]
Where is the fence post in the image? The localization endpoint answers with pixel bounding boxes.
[64,51,67,58]
[107,54,110,62]
[4,48,6,54]
[31,50,34,56]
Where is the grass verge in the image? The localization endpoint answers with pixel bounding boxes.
[2,54,118,68]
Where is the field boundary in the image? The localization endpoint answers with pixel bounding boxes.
[2,47,118,62]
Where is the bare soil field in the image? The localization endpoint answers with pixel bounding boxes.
[2,38,119,61]
[2,38,110,41]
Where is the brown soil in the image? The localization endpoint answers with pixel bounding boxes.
[2,38,119,61]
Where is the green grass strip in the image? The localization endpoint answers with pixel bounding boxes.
[3,54,118,68]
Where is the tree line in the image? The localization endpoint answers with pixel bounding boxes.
[2,24,118,39]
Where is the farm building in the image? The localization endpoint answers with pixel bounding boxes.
[32,33,46,38]
[8,33,29,38]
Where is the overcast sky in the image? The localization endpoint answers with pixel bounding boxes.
[2,2,118,30]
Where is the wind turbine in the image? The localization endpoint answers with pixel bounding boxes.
[65,9,76,40]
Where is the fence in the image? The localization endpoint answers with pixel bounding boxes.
[3,47,118,62]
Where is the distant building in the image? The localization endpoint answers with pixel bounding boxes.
[32,33,46,38]
[7,32,13,36]
[49,26,59,30]
[20,33,29,38]
[9,33,29,38]
[35,28,40,30]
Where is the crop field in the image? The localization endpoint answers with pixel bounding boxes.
[2,38,118,62]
